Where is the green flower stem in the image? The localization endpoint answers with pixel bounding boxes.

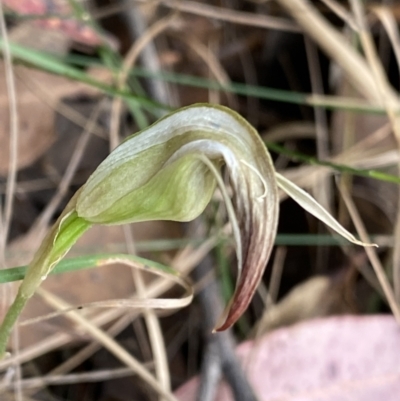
[0,103,381,356]
[0,210,92,358]
[0,291,29,359]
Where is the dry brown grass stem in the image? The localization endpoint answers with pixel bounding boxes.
[110,13,176,149]
[252,246,286,338]
[349,0,400,303]
[40,237,219,388]
[266,246,287,309]
[0,366,141,392]
[304,39,329,161]
[279,121,395,193]
[262,121,317,142]
[123,225,171,400]
[304,37,331,214]
[339,183,400,324]
[160,0,300,32]
[16,71,107,138]
[32,100,105,242]
[47,314,135,377]
[276,0,386,101]
[0,277,172,372]
[18,293,192,327]
[281,147,398,197]
[0,179,56,195]
[370,5,400,302]
[319,0,357,30]
[5,317,143,401]
[36,287,178,401]
[109,14,177,396]
[349,0,399,129]
[128,2,173,106]
[207,39,222,106]
[309,20,390,109]
[174,33,238,108]
[95,0,300,33]
[246,246,287,380]
[0,236,216,379]
[0,5,22,398]
[18,253,192,327]
[0,0,18,263]
[275,0,400,307]
[372,7,400,78]
[305,93,383,112]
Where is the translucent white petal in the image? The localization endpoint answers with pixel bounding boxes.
[276,172,377,247]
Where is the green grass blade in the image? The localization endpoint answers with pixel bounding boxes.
[0,38,388,115]
[267,142,400,185]
[0,38,166,111]
[0,253,179,284]
[3,231,386,285]
[130,68,388,115]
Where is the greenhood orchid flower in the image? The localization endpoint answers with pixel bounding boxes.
[0,104,373,356]
[76,104,280,331]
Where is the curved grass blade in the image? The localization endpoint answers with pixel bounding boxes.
[276,172,377,247]
[268,142,400,185]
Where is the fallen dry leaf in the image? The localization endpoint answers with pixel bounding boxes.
[3,0,108,48]
[0,62,109,175]
[9,22,70,56]
[175,315,400,401]
[0,63,55,175]
[254,275,355,335]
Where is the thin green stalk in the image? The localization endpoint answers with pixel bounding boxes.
[0,292,28,358]
[0,211,92,357]
[266,142,400,185]
[0,38,165,112]
[0,38,390,115]
[130,68,389,115]
[0,233,389,286]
